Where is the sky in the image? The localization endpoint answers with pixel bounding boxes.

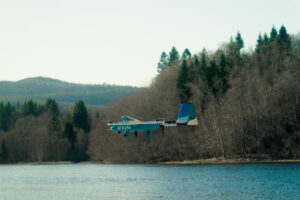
[0,0,299,86]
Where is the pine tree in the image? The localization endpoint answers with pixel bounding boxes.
[278,25,291,50]
[255,33,263,53]
[168,46,180,65]
[194,55,200,67]
[218,54,230,93]
[44,98,59,116]
[235,32,244,51]
[199,49,207,76]
[270,26,278,41]
[177,60,191,102]
[0,140,8,163]
[219,53,227,69]
[188,55,200,81]
[63,122,77,146]
[0,102,13,131]
[22,100,39,116]
[208,60,219,94]
[263,33,269,45]
[73,100,90,133]
[0,102,4,131]
[181,48,192,60]
[157,52,169,73]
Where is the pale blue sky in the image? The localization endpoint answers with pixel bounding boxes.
[0,0,299,86]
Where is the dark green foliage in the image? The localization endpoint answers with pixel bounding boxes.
[0,102,14,131]
[263,33,269,45]
[168,46,180,65]
[44,98,59,116]
[157,51,169,73]
[199,49,207,75]
[270,26,278,41]
[73,100,90,133]
[63,121,77,145]
[22,100,42,117]
[0,77,139,107]
[278,25,291,51]
[181,48,192,60]
[255,34,263,53]
[0,140,8,163]
[177,60,191,102]
[225,34,244,65]
[0,98,91,163]
[235,32,244,51]
[194,55,200,67]
[0,25,299,164]
[218,54,230,93]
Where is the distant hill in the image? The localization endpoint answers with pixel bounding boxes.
[0,77,139,107]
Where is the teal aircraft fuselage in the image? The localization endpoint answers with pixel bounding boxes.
[107,103,198,140]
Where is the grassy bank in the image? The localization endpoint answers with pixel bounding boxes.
[1,158,300,165]
[158,158,300,165]
[0,161,73,166]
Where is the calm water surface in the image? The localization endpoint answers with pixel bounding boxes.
[0,163,299,200]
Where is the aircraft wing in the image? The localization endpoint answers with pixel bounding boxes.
[121,116,141,122]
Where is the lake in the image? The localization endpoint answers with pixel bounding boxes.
[0,163,299,200]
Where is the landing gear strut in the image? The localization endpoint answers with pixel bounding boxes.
[145,130,152,140]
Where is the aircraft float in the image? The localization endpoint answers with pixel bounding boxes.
[107,103,197,140]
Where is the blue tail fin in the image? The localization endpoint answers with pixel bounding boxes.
[176,103,198,125]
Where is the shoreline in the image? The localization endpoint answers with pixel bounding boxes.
[158,158,300,165]
[1,158,300,166]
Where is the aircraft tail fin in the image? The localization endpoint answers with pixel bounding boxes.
[176,103,198,125]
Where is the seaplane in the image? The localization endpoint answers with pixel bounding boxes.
[107,103,198,140]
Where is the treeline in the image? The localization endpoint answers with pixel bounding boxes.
[88,25,300,163]
[0,99,92,163]
[0,77,139,107]
[1,25,299,163]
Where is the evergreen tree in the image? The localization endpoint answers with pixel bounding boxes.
[199,49,207,76]
[73,100,90,133]
[194,55,200,67]
[235,32,244,51]
[181,48,192,60]
[219,53,227,69]
[0,102,14,131]
[22,100,41,117]
[63,122,77,145]
[0,140,8,163]
[44,98,59,116]
[207,60,218,94]
[177,60,191,102]
[270,26,278,41]
[263,33,269,45]
[0,102,4,131]
[255,33,263,53]
[226,36,239,65]
[218,54,230,93]
[278,25,291,50]
[188,55,200,81]
[168,46,180,65]
[157,52,169,73]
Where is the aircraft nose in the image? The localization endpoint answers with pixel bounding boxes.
[111,126,117,131]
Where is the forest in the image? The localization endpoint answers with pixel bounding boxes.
[0,77,138,107]
[0,25,299,163]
